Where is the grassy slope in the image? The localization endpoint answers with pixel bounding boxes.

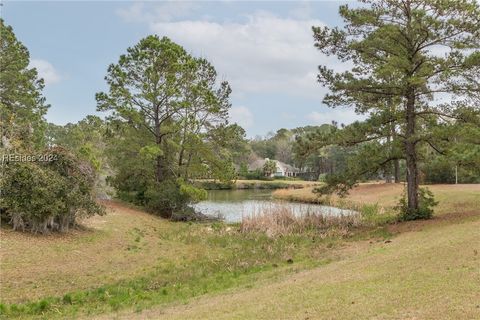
[0,201,192,303]
[134,215,480,320]
[0,201,353,318]
[0,184,479,319]
[273,183,480,214]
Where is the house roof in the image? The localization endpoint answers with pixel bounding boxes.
[247,158,299,172]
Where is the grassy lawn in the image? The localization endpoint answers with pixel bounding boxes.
[0,184,478,319]
[129,213,480,320]
[0,201,358,319]
[273,183,480,215]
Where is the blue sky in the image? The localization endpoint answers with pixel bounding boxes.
[2,0,361,137]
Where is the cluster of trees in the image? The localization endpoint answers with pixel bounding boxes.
[239,125,352,180]
[46,115,111,198]
[1,0,479,230]
[250,129,295,164]
[1,22,246,228]
[239,124,390,182]
[94,36,244,218]
[0,19,103,233]
[299,0,480,220]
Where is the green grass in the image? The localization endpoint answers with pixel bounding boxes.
[1,184,478,319]
[0,211,355,319]
[148,215,480,320]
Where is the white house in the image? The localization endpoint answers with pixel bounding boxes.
[247,158,300,177]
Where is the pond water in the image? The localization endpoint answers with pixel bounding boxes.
[192,189,356,223]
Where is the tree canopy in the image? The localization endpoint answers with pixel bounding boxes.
[0,20,103,233]
[96,35,240,217]
[0,18,48,151]
[306,0,480,219]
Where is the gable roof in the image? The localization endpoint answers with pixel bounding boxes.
[247,158,299,173]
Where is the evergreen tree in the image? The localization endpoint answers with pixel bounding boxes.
[96,35,237,216]
[0,19,49,151]
[310,0,480,218]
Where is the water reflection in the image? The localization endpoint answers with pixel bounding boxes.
[193,189,355,223]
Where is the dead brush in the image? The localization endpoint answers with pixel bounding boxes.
[240,203,362,237]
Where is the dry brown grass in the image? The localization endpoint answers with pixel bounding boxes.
[240,204,362,238]
[115,213,480,320]
[0,200,201,303]
[273,183,480,214]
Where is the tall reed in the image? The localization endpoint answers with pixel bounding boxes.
[240,203,362,237]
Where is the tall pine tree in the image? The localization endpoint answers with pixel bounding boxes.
[0,19,49,152]
[310,0,480,219]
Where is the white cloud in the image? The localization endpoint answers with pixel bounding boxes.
[229,106,253,128]
[30,59,61,85]
[141,10,339,98]
[117,2,197,23]
[307,109,365,126]
[116,2,145,22]
[290,1,313,20]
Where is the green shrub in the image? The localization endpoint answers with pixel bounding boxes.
[143,179,206,218]
[193,180,234,190]
[0,147,104,233]
[397,187,438,221]
[244,169,264,180]
[318,173,327,182]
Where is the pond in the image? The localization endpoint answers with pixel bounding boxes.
[192,189,356,223]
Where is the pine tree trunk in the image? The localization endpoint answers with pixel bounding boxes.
[394,159,400,183]
[389,112,400,183]
[405,88,419,211]
[154,106,164,183]
[385,135,392,183]
[156,155,164,182]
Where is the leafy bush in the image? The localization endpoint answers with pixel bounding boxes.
[422,158,455,184]
[143,179,206,218]
[318,173,327,182]
[397,187,438,221]
[193,180,234,190]
[0,147,104,233]
[242,169,265,180]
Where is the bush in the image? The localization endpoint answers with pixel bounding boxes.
[243,169,265,180]
[397,187,438,221]
[0,147,104,233]
[422,158,455,184]
[143,179,206,218]
[193,180,234,190]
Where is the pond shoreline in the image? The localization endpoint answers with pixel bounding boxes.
[194,179,320,190]
[193,189,356,223]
